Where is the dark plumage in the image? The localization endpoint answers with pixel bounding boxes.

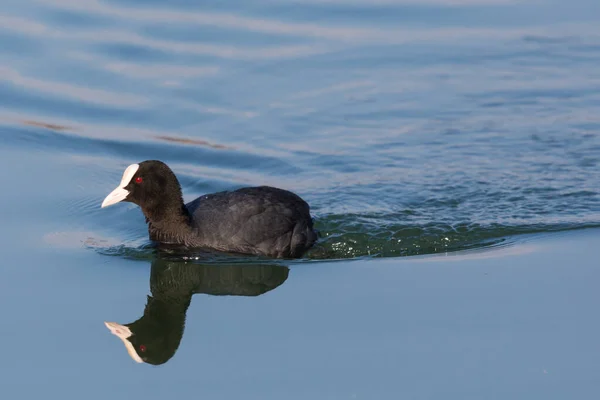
[101,160,317,258]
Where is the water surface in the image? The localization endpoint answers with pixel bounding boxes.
[0,0,599,398]
[2,0,600,257]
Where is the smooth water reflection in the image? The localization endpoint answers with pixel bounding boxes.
[105,258,289,365]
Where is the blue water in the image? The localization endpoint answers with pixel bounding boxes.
[2,0,600,258]
[1,0,600,398]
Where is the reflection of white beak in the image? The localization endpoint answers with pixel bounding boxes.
[104,321,144,363]
[100,163,139,208]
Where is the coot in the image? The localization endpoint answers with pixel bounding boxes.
[101,160,317,258]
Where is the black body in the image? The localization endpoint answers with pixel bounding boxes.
[120,160,317,258]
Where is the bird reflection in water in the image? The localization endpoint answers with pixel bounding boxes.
[104,257,289,365]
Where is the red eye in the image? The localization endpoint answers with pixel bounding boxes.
[135,177,143,184]
[139,345,147,352]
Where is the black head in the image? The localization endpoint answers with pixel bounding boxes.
[101,160,185,218]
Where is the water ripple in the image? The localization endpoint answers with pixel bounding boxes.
[0,0,599,260]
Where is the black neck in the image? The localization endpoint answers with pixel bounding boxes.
[144,200,193,244]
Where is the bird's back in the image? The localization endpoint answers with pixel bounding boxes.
[185,186,317,258]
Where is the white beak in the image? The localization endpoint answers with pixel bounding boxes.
[101,187,129,208]
[104,321,144,364]
[101,164,139,208]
